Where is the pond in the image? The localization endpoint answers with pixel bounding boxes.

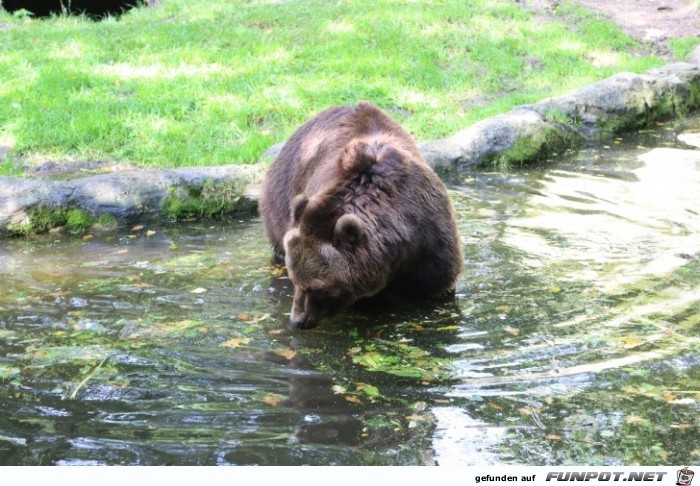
[1,117,699,466]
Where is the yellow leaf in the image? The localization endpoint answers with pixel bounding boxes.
[622,337,645,348]
[488,402,503,411]
[190,287,207,294]
[625,415,648,425]
[82,234,93,241]
[262,394,284,406]
[220,337,250,348]
[146,230,156,237]
[548,286,562,293]
[405,414,429,422]
[50,290,72,297]
[436,325,459,331]
[504,326,519,336]
[345,395,361,404]
[496,305,510,313]
[116,249,129,254]
[129,283,153,288]
[670,423,693,430]
[243,313,271,324]
[273,348,296,360]
[669,398,696,405]
[546,434,562,440]
[519,406,534,416]
[132,225,144,231]
[661,392,677,403]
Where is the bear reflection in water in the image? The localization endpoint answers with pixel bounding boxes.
[260,102,462,329]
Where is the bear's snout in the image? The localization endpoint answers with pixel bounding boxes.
[289,313,314,329]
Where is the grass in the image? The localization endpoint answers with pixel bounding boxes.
[0,0,667,175]
[670,36,700,60]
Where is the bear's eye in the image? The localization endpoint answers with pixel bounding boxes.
[307,285,343,301]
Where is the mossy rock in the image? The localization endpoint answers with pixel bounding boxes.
[65,209,97,232]
[162,179,257,220]
[6,207,118,236]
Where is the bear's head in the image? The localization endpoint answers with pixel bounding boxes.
[282,194,367,329]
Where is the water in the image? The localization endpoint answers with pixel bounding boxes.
[1,118,699,465]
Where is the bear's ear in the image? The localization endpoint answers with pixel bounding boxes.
[290,194,308,224]
[339,140,377,175]
[334,214,365,249]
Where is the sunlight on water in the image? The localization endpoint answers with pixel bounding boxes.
[504,148,700,290]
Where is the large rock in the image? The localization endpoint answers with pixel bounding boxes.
[0,165,262,234]
[421,54,700,171]
[421,107,581,171]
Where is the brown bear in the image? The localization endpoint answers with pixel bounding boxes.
[259,102,462,329]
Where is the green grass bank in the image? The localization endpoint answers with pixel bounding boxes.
[0,0,688,175]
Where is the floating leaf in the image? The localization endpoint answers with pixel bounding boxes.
[220,338,250,348]
[504,326,519,336]
[405,414,429,422]
[132,225,144,231]
[356,383,380,398]
[332,385,347,395]
[242,314,271,324]
[50,290,72,297]
[670,423,694,429]
[519,406,534,416]
[436,325,458,331]
[189,287,207,294]
[622,337,645,348]
[262,394,284,407]
[272,348,296,360]
[625,415,649,425]
[669,398,696,405]
[546,434,562,441]
[548,286,562,293]
[146,230,157,237]
[129,283,153,289]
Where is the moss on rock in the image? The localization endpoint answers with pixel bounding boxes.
[65,209,97,232]
[162,179,256,220]
[492,123,579,168]
[4,207,119,236]
[95,213,119,231]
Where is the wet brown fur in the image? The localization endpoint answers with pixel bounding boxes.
[259,102,462,328]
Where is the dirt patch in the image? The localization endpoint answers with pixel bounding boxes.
[524,0,700,59]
